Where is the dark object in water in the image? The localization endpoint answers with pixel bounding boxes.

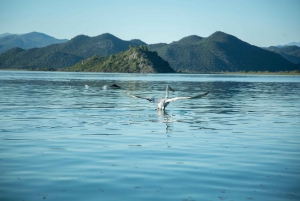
[110,84,121,89]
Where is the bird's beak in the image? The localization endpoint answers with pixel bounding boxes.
[168,86,175,92]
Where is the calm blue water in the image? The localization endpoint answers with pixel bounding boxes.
[1,71,300,201]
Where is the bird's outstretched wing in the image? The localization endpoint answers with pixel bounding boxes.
[126,92,161,103]
[166,92,209,103]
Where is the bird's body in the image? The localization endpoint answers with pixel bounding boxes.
[157,98,169,110]
[103,84,121,90]
[126,85,209,110]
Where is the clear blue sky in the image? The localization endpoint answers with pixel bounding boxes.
[1,0,299,47]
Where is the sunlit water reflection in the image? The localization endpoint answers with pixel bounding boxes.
[0,71,300,201]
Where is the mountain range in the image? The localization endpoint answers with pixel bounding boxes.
[148,32,298,72]
[0,32,68,53]
[0,33,146,70]
[0,31,299,72]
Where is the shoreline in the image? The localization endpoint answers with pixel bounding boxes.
[1,69,300,75]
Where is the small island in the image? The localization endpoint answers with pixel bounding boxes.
[61,46,175,73]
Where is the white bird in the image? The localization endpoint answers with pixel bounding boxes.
[126,85,209,110]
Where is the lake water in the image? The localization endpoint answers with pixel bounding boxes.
[0,71,300,201]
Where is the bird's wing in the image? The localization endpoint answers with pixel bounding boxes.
[126,92,161,103]
[166,92,209,103]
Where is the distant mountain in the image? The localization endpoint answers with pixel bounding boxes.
[0,33,13,38]
[0,32,68,53]
[276,42,300,47]
[62,46,175,73]
[0,33,147,70]
[264,46,300,64]
[148,31,298,72]
[287,42,300,47]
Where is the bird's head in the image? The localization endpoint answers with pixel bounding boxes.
[167,85,174,92]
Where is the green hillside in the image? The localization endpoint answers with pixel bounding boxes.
[0,33,147,70]
[62,46,175,73]
[148,31,298,72]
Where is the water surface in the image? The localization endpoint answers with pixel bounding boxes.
[1,71,300,201]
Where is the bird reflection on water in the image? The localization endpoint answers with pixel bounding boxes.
[157,109,172,133]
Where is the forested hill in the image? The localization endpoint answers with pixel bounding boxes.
[0,32,68,53]
[148,31,298,73]
[62,46,175,73]
[0,33,147,70]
